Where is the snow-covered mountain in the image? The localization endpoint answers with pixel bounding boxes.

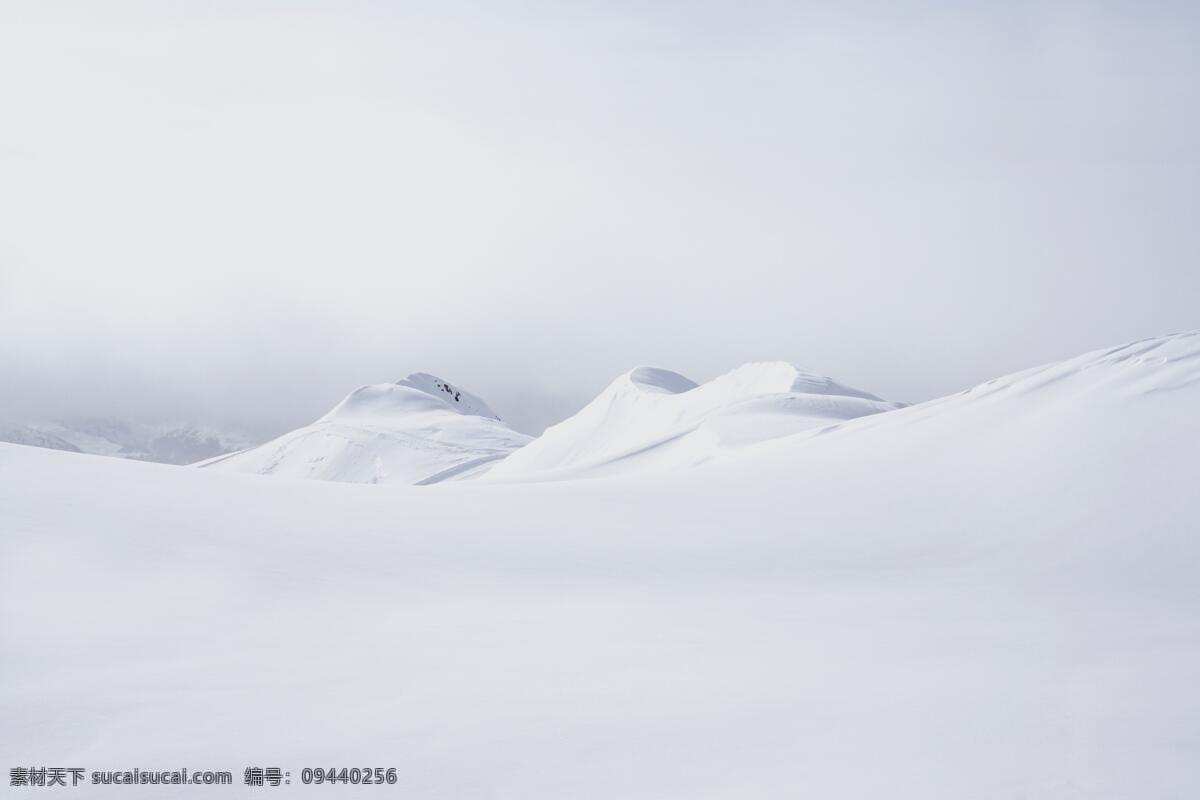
[487,362,902,481]
[3,332,1198,798]
[199,373,530,484]
[0,419,250,464]
[0,425,82,454]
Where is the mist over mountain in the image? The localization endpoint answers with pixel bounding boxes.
[0,418,250,465]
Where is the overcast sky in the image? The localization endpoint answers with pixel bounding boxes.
[1,0,1197,436]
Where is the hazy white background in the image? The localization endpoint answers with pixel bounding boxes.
[1,0,1197,436]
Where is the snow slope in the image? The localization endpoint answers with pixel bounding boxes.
[2,333,1199,798]
[488,362,902,480]
[199,373,530,484]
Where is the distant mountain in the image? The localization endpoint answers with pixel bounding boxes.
[0,425,83,454]
[486,362,903,481]
[0,419,251,465]
[198,373,530,484]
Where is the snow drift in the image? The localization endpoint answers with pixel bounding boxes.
[198,373,529,484]
[488,361,902,480]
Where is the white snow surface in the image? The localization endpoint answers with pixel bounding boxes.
[488,361,902,480]
[3,332,1200,798]
[199,373,529,484]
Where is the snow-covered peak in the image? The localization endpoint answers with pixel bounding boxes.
[606,362,882,406]
[488,361,900,481]
[396,373,501,419]
[317,373,501,427]
[203,372,526,484]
